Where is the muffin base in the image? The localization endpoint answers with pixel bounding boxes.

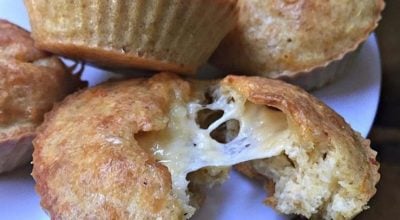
[35,41,194,74]
[277,48,358,91]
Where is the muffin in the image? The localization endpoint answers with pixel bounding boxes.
[211,0,384,90]
[0,19,84,174]
[24,0,238,74]
[33,73,378,219]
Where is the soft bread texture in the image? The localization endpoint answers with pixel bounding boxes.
[24,0,238,74]
[211,0,384,89]
[33,73,378,219]
[0,19,84,173]
[227,76,380,219]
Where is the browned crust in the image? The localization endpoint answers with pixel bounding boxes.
[223,75,380,218]
[223,73,380,164]
[272,0,385,81]
[0,19,49,61]
[276,0,386,77]
[33,73,188,219]
[0,20,85,174]
[33,73,379,219]
[35,41,195,75]
[212,0,385,81]
[222,75,367,147]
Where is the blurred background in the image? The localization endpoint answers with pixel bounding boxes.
[358,0,400,219]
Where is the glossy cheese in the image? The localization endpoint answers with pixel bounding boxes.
[136,86,294,216]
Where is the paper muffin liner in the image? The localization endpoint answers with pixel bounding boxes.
[24,0,237,74]
[277,48,360,91]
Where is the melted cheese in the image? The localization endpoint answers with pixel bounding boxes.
[136,86,293,217]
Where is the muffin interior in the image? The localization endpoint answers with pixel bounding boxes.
[136,82,294,218]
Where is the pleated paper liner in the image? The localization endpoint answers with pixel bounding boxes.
[25,0,238,74]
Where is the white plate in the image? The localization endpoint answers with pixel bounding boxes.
[0,1,381,219]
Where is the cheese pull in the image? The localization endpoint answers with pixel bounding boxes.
[137,86,292,212]
[32,73,379,220]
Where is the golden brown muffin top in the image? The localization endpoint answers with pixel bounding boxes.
[0,19,48,61]
[0,19,84,141]
[212,0,385,77]
[33,73,378,219]
[34,74,186,219]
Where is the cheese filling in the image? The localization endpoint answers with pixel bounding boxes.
[136,86,294,217]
